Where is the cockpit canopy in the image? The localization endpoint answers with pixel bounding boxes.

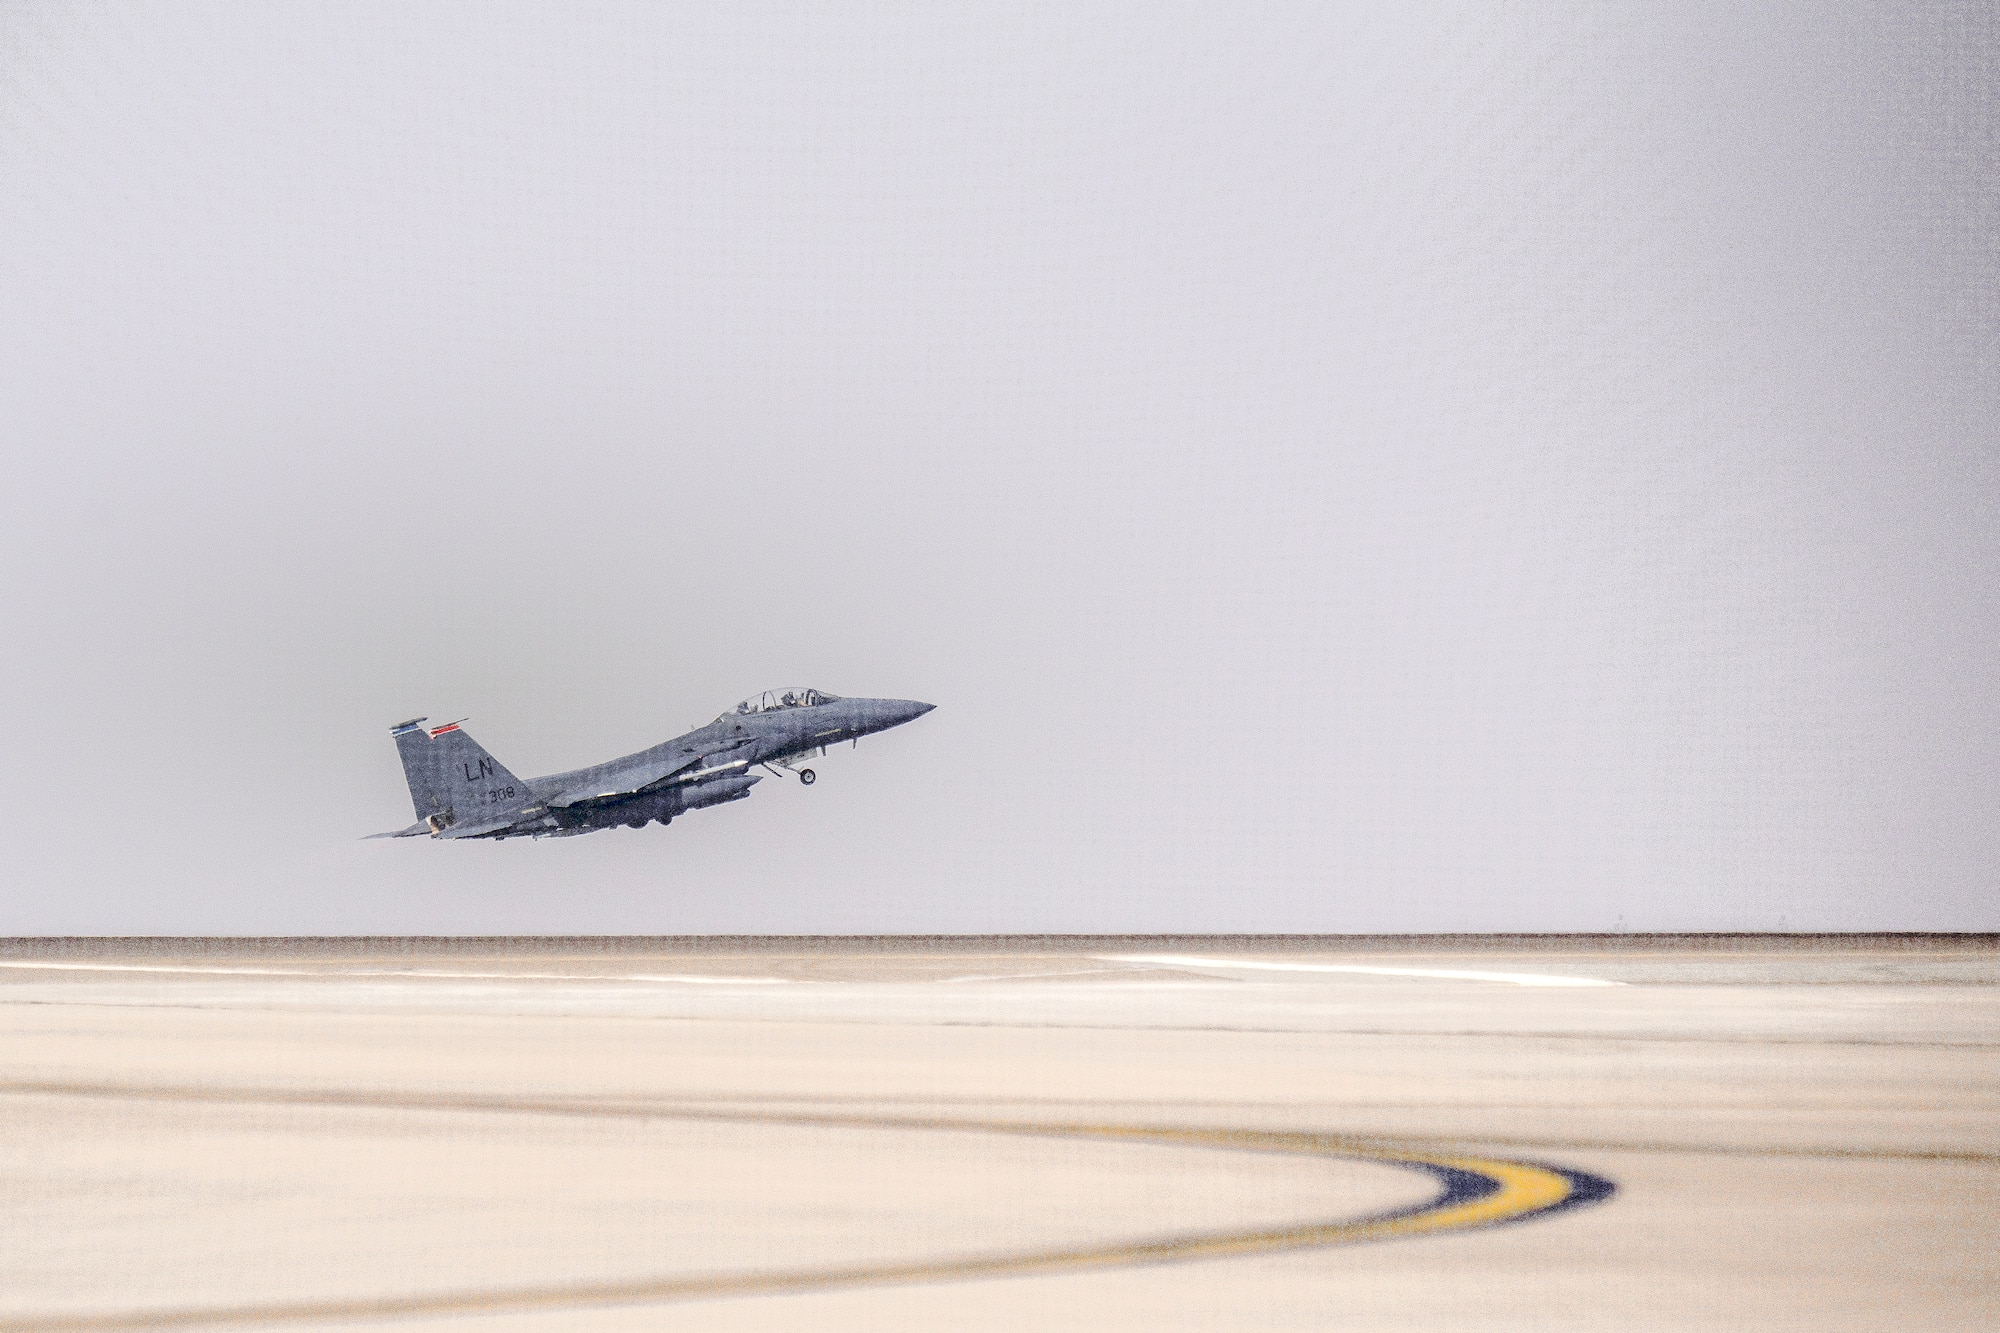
[722,687,839,721]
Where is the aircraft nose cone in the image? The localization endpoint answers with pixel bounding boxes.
[859,698,934,732]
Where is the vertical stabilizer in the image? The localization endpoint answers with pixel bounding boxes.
[390,718,533,833]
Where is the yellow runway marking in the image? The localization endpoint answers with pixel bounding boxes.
[0,1087,1612,1331]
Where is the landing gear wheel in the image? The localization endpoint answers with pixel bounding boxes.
[799,768,816,785]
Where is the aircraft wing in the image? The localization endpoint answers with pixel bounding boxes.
[542,745,708,810]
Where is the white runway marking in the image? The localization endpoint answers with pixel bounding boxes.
[1099,954,1622,987]
[0,961,789,985]
[940,967,1138,984]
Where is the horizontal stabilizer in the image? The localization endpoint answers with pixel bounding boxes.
[364,822,431,840]
[436,814,520,840]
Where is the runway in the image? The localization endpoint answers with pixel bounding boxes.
[1,937,1994,1331]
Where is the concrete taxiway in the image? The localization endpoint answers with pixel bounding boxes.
[0,935,1994,1331]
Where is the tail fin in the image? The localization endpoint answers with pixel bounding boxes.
[390,717,534,832]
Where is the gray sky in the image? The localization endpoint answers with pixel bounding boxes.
[2,2,1995,934]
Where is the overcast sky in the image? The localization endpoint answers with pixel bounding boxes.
[2,2,1994,934]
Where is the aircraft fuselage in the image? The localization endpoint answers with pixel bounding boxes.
[376,691,934,840]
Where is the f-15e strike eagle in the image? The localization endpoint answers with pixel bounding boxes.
[372,689,934,840]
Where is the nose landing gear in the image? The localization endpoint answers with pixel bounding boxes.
[799,768,816,785]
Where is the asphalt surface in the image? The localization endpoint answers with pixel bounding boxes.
[1,937,1994,1331]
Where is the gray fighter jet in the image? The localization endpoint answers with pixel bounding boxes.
[371,689,934,840]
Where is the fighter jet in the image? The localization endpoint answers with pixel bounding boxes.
[371,689,934,840]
